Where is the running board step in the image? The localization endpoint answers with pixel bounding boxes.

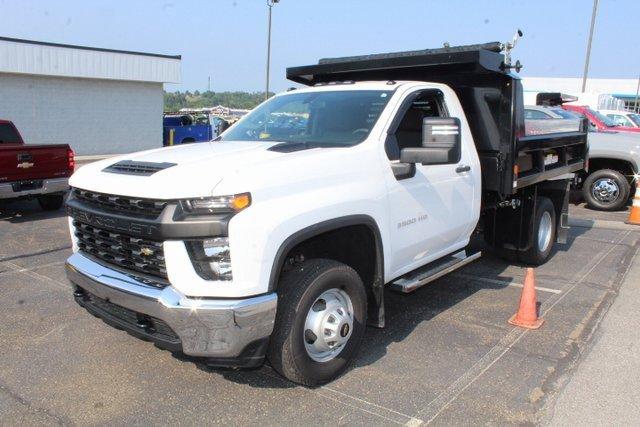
[390,250,482,293]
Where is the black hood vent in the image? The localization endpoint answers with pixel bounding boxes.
[103,160,176,176]
[267,142,315,153]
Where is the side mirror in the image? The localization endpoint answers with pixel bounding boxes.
[400,117,461,165]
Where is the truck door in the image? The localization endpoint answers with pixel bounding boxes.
[384,88,480,278]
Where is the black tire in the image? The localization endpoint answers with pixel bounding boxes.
[583,169,630,211]
[267,259,367,386]
[37,194,64,211]
[520,197,556,266]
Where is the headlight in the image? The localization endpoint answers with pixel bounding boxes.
[181,193,251,215]
[186,237,232,281]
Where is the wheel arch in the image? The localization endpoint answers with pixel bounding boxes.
[268,215,386,328]
[586,157,636,180]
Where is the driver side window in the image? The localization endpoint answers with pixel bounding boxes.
[385,90,448,160]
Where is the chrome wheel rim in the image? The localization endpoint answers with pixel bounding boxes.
[591,178,619,203]
[303,288,354,363]
[538,211,552,253]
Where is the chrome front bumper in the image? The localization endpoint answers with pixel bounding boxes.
[65,252,277,363]
[0,177,69,199]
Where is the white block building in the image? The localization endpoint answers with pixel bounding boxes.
[0,37,181,156]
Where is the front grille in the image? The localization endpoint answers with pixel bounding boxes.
[73,220,168,280]
[72,188,168,218]
[79,290,180,344]
[103,160,176,176]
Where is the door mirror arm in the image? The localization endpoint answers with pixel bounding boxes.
[391,162,415,180]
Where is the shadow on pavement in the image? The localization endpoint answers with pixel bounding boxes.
[195,230,590,389]
[0,198,68,223]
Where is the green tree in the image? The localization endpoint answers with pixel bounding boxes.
[164,91,274,112]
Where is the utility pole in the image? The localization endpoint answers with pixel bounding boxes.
[581,0,599,93]
[208,76,211,92]
[265,0,279,101]
[634,74,640,112]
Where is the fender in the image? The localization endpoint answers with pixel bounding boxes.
[268,214,386,328]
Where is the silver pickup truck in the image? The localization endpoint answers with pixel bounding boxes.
[581,131,640,211]
[525,105,640,211]
[527,99,640,211]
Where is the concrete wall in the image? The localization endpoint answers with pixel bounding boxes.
[522,77,638,95]
[0,73,163,155]
[521,77,640,109]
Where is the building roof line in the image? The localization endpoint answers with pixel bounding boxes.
[0,36,181,60]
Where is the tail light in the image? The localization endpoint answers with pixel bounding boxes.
[67,147,75,172]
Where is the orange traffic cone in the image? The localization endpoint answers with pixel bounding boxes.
[508,268,544,329]
[626,180,640,225]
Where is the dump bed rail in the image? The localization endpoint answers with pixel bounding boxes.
[515,123,589,189]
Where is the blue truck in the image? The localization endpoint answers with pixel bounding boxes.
[162,113,228,146]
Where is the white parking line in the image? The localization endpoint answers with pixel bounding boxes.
[321,386,424,425]
[259,368,422,425]
[413,231,631,425]
[314,389,408,425]
[1,261,69,291]
[453,273,562,294]
[0,261,65,277]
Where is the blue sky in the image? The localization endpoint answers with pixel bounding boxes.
[2,0,639,92]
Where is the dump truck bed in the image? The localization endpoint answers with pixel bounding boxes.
[287,43,588,199]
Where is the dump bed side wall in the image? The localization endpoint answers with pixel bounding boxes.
[450,74,517,197]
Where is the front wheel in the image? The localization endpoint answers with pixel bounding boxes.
[520,196,556,266]
[583,169,630,211]
[267,259,367,386]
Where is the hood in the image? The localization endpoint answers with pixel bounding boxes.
[589,132,640,168]
[69,140,359,199]
[614,126,640,133]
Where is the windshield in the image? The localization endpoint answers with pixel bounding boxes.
[551,108,579,119]
[587,108,618,127]
[221,90,393,147]
[628,113,640,127]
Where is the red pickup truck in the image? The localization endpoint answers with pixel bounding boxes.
[562,105,640,133]
[0,120,74,210]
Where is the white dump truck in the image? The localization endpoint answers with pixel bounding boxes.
[65,42,587,385]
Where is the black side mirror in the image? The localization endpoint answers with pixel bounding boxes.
[400,117,461,165]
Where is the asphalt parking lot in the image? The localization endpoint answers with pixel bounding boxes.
[1,199,638,425]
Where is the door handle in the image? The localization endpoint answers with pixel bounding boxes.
[456,165,471,173]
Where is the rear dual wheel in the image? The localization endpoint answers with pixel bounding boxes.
[268,259,367,386]
[519,196,556,265]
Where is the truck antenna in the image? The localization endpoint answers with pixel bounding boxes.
[500,29,524,73]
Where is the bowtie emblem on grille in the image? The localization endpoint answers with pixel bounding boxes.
[140,247,155,257]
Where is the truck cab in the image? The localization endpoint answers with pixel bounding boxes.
[162,112,225,146]
[65,42,587,385]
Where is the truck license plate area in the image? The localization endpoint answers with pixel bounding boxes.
[74,287,180,344]
[12,180,43,192]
